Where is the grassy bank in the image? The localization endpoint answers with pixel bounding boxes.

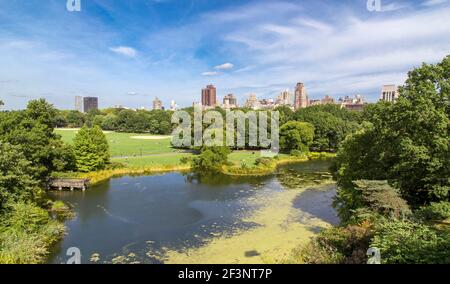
[53,151,335,185]
[223,151,336,176]
[0,202,67,264]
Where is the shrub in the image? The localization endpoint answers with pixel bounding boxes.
[0,202,65,264]
[370,218,450,264]
[414,201,450,221]
[301,222,373,264]
[255,157,273,167]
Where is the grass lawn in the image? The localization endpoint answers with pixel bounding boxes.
[55,128,174,157]
[228,150,290,167]
[112,153,192,168]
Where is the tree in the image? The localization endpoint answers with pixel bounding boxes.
[279,121,315,152]
[0,100,74,181]
[334,56,450,207]
[294,104,360,151]
[0,143,40,209]
[191,146,231,172]
[73,126,110,172]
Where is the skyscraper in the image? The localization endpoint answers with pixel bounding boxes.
[280,89,291,105]
[75,96,83,112]
[170,100,178,111]
[83,97,98,113]
[294,83,308,109]
[153,97,163,110]
[201,85,217,107]
[223,94,237,109]
[380,85,399,103]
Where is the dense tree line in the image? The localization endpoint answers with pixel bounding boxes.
[55,108,173,134]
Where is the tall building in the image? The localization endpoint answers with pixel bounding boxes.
[223,94,237,109]
[153,97,163,110]
[380,85,399,102]
[280,89,292,105]
[170,100,178,111]
[339,94,367,111]
[294,83,308,109]
[201,85,217,107]
[75,96,83,112]
[321,95,335,104]
[83,97,98,113]
[245,94,260,109]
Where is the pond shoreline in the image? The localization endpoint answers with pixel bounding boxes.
[54,152,336,186]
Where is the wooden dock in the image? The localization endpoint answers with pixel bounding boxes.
[48,178,90,191]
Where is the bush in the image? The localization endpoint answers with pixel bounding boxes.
[255,157,273,167]
[414,201,450,221]
[301,222,373,264]
[370,218,450,264]
[0,202,65,264]
[191,146,231,172]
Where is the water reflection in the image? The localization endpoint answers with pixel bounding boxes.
[48,159,337,264]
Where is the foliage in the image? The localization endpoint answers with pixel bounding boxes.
[191,146,231,172]
[73,126,110,172]
[0,202,65,264]
[414,201,450,221]
[279,121,314,152]
[255,157,273,167]
[370,218,450,264]
[0,143,41,209]
[294,104,360,151]
[301,222,373,264]
[0,99,75,181]
[334,56,450,207]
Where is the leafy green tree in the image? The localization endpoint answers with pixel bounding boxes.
[279,121,314,152]
[73,126,110,172]
[101,114,118,130]
[0,100,74,181]
[66,110,85,127]
[294,104,359,151]
[370,218,450,264]
[334,56,450,207]
[191,146,231,172]
[0,143,40,209]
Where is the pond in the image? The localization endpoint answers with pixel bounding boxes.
[48,159,338,264]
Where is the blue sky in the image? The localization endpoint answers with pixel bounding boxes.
[0,0,449,109]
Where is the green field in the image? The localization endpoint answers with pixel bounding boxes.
[56,129,293,170]
[114,153,192,168]
[228,151,290,167]
[55,129,175,157]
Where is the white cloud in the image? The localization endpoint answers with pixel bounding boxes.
[381,3,409,12]
[422,0,449,6]
[202,71,218,76]
[109,46,137,58]
[214,62,234,70]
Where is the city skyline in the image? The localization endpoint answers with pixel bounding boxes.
[1,0,450,110]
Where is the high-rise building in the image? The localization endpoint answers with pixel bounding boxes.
[83,97,98,113]
[380,85,399,103]
[245,94,260,109]
[294,83,308,109]
[321,95,335,104]
[279,89,291,105]
[153,97,163,110]
[201,85,217,107]
[170,100,178,111]
[75,96,83,112]
[223,94,237,109]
